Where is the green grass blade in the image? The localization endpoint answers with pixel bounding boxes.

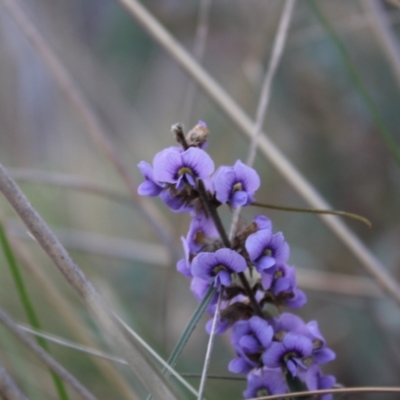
[145,285,216,400]
[165,284,217,373]
[309,0,400,168]
[0,220,69,400]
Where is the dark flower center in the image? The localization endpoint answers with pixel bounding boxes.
[213,264,227,274]
[256,388,270,397]
[233,182,243,192]
[274,270,283,279]
[178,166,193,176]
[263,248,272,256]
[283,351,300,363]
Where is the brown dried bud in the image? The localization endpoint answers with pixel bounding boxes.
[186,121,209,147]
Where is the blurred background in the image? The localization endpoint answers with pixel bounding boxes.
[0,0,400,399]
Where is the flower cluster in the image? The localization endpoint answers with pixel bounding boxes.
[138,122,336,399]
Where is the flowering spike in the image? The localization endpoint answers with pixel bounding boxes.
[137,122,336,399]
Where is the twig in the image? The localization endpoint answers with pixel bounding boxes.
[115,0,400,307]
[197,292,222,400]
[230,0,295,240]
[7,220,170,266]
[0,0,179,261]
[182,0,213,126]
[295,267,382,298]
[250,385,400,399]
[0,161,178,400]
[0,308,97,400]
[246,0,296,168]
[0,364,28,400]
[9,168,134,208]
[364,0,400,90]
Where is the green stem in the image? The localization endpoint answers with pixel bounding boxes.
[251,201,372,229]
[0,220,69,400]
[309,0,400,168]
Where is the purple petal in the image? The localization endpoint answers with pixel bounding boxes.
[191,252,217,281]
[205,318,230,335]
[313,348,336,364]
[285,289,307,309]
[228,357,254,374]
[213,167,236,204]
[153,149,182,183]
[273,277,293,294]
[214,248,247,273]
[190,277,212,302]
[233,160,260,193]
[176,259,191,278]
[239,335,262,354]
[231,190,249,208]
[216,269,232,287]
[248,316,273,348]
[262,342,285,368]
[283,332,313,358]
[288,359,300,377]
[138,180,162,196]
[181,147,214,179]
[254,215,273,231]
[187,214,218,254]
[231,320,251,348]
[257,255,276,272]
[272,313,309,336]
[243,368,287,398]
[245,230,272,261]
[261,272,274,290]
[270,233,290,264]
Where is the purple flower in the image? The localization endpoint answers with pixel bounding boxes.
[262,332,313,377]
[264,264,307,308]
[228,316,273,374]
[254,215,273,231]
[186,214,219,254]
[271,313,309,337]
[243,368,287,399]
[153,147,214,190]
[191,248,247,287]
[213,160,260,208]
[205,293,248,335]
[190,277,213,302]
[158,188,195,213]
[306,321,336,365]
[137,161,164,196]
[245,230,290,273]
[303,364,336,400]
[230,316,273,355]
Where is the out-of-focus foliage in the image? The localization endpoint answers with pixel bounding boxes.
[0,0,399,399]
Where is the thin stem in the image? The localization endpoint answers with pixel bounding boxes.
[182,0,212,126]
[251,386,400,400]
[0,364,29,400]
[364,0,400,91]
[230,0,296,240]
[0,220,69,400]
[246,0,296,168]
[197,292,222,400]
[0,308,97,400]
[251,201,372,229]
[9,169,134,208]
[309,0,400,168]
